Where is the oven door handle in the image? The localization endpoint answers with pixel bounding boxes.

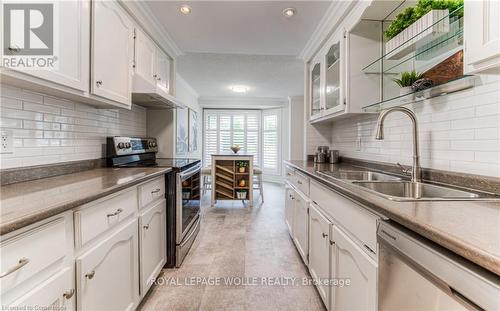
[180,163,201,180]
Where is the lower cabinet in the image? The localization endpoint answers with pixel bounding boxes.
[285,186,295,235]
[10,267,75,311]
[308,204,331,307]
[139,199,166,297]
[330,226,377,311]
[293,190,309,265]
[76,218,139,311]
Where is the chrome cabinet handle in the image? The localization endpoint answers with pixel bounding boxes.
[8,46,21,53]
[96,80,103,87]
[85,270,95,279]
[143,224,149,230]
[322,233,328,238]
[151,188,161,194]
[63,289,75,299]
[106,208,123,217]
[157,77,161,81]
[0,257,30,278]
[153,74,158,78]
[297,180,303,185]
[330,240,335,245]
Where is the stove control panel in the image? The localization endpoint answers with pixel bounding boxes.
[107,136,158,156]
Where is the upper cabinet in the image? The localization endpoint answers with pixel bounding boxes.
[323,32,345,116]
[1,0,90,93]
[91,0,134,108]
[309,59,322,120]
[464,0,500,74]
[133,29,172,94]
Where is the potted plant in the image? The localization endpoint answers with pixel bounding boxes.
[236,189,247,199]
[384,0,463,59]
[393,71,424,95]
[235,160,248,173]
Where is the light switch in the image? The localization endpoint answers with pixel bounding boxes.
[1,130,14,154]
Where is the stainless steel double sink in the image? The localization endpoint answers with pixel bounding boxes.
[317,170,495,201]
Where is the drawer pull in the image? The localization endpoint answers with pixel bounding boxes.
[322,233,328,238]
[0,257,30,278]
[287,173,292,176]
[330,240,335,245]
[106,208,123,217]
[85,270,95,279]
[63,289,75,299]
[151,188,161,194]
[297,180,303,185]
[143,224,150,230]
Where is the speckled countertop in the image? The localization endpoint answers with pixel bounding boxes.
[285,160,500,276]
[0,167,171,236]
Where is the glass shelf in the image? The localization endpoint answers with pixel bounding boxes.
[362,75,478,113]
[363,5,464,75]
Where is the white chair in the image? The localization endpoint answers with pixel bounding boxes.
[253,166,264,203]
[201,166,212,195]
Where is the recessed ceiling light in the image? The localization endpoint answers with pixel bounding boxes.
[180,5,192,15]
[231,86,248,93]
[282,7,296,17]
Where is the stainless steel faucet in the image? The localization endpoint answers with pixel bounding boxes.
[375,106,422,183]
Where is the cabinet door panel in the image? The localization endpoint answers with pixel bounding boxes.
[8,0,90,91]
[77,219,139,311]
[11,267,75,311]
[285,187,295,235]
[310,61,322,120]
[331,226,377,311]
[308,204,331,307]
[155,48,170,92]
[134,28,157,87]
[293,192,309,264]
[139,200,166,296]
[91,0,133,106]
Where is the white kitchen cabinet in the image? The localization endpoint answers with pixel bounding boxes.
[155,48,171,92]
[91,0,134,107]
[292,190,309,265]
[285,186,295,236]
[139,199,166,297]
[76,218,139,311]
[330,226,377,311]
[464,0,500,74]
[10,267,75,311]
[308,204,331,308]
[323,31,345,117]
[309,58,322,121]
[134,28,157,88]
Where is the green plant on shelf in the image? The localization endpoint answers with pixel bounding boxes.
[392,71,424,87]
[235,161,248,168]
[384,0,464,40]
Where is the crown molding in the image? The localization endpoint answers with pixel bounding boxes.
[119,0,183,58]
[298,0,357,61]
[199,96,288,109]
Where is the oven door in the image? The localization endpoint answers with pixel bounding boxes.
[176,163,201,244]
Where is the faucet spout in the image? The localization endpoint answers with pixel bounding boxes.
[374,106,421,183]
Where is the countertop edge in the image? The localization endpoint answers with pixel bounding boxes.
[284,160,500,277]
[0,168,171,236]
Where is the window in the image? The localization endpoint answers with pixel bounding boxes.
[203,110,261,167]
[203,109,281,176]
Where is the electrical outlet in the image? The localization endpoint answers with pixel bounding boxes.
[1,130,14,154]
[356,137,362,151]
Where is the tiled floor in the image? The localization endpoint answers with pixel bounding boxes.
[139,182,326,311]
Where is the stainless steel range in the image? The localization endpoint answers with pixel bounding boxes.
[106,136,201,267]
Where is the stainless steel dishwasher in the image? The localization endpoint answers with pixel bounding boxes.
[378,221,500,311]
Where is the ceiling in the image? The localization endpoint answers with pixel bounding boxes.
[176,53,304,98]
[144,1,332,56]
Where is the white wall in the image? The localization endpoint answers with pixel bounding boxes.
[288,95,305,160]
[0,84,147,169]
[175,74,202,159]
[330,75,500,177]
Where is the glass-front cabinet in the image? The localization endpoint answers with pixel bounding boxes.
[310,60,322,120]
[324,32,345,115]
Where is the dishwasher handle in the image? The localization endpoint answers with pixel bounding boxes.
[378,221,500,311]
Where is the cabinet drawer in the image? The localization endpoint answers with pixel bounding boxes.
[1,218,67,294]
[75,188,138,248]
[285,165,295,182]
[294,171,310,196]
[139,176,165,209]
[310,180,378,255]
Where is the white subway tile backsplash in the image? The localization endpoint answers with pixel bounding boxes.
[0,84,147,169]
[330,76,500,177]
